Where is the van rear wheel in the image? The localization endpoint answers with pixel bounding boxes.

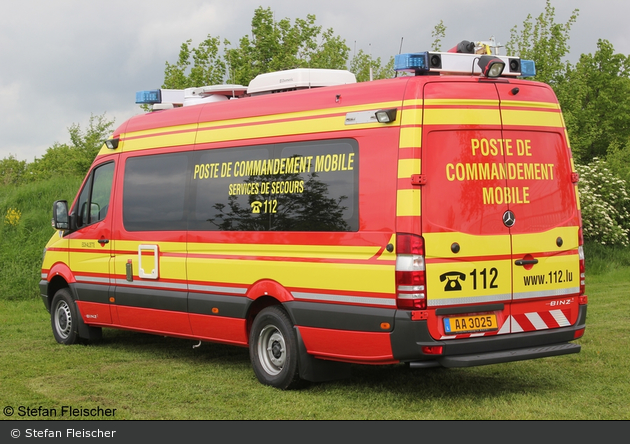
[51,289,80,345]
[249,306,300,390]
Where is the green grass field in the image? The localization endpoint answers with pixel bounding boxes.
[1,178,629,420]
[1,264,628,420]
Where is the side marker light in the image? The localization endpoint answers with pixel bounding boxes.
[105,138,119,150]
[375,108,397,123]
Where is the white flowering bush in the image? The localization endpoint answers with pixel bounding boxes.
[576,159,630,247]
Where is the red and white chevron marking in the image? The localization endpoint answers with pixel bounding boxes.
[440,308,572,340]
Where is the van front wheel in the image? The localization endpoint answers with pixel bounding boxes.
[249,306,300,390]
[51,289,80,345]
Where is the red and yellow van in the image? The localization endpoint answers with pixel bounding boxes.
[41,49,587,389]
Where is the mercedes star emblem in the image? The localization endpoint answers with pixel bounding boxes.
[502,210,516,228]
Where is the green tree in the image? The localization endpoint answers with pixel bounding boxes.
[225,7,350,86]
[431,20,446,52]
[576,159,630,246]
[26,113,115,181]
[163,36,227,89]
[161,8,370,89]
[0,155,27,186]
[506,0,578,87]
[349,49,394,82]
[558,39,630,163]
[606,140,630,186]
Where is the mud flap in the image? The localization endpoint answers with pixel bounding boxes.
[294,327,351,382]
[75,302,103,342]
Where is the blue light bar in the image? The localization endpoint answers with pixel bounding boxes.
[520,60,536,78]
[394,52,429,72]
[135,89,162,104]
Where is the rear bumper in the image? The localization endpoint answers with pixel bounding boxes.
[392,304,587,367]
[433,342,580,368]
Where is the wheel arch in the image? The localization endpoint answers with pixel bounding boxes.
[245,279,295,336]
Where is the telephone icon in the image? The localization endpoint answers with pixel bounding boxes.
[251,201,262,213]
[439,271,466,292]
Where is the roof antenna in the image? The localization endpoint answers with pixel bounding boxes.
[369,43,373,81]
[395,37,404,78]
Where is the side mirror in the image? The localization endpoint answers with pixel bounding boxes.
[52,200,69,230]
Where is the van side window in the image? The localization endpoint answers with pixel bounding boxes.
[75,162,115,228]
[190,139,359,232]
[123,153,189,231]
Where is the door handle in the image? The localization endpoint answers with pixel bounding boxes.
[515,259,538,266]
[98,239,110,245]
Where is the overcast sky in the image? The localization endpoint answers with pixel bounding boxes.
[2,0,628,162]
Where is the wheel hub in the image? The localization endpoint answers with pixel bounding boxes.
[55,302,72,339]
[258,325,286,375]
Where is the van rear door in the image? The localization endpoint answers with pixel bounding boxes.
[421,79,581,340]
[496,81,582,334]
[421,80,513,339]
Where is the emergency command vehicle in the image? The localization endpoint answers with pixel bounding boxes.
[41,45,587,389]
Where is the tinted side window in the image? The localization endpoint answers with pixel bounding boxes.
[123,153,189,231]
[75,162,115,228]
[190,139,359,231]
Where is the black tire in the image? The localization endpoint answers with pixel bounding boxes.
[50,288,80,345]
[249,306,301,390]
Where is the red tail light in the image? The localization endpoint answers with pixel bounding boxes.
[396,233,426,310]
[422,345,443,355]
[579,295,588,305]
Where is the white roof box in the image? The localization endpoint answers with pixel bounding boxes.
[183,84,247,106]
[247,68,356,95]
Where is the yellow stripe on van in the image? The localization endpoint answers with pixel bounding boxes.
[403,99,423,107]
[424,99,500,107]
[401,108,422,126]
[398,158,421,178]
[424,108,502,126]
[500,100,560,110]
[116,240,382,262]
[116,101,405,154]
[125,123,198,139]
[511,227,579,255]
[396,189,421,217]
[123,131,197,152]
[501,109,564,128]
[187,258,395,294]
[195,116,348,145]
[196,101,403,132]
[187,242,381,260]
[399,127,422,148]
[423,232,511,258]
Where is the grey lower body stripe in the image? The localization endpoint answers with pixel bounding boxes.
[76,276,110,284]
[188,284,247,295]
[428,293,511,307]
[113,279,187,291]
[292,291,396,307]
[429,287,579,307]
[513,287,579,300]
